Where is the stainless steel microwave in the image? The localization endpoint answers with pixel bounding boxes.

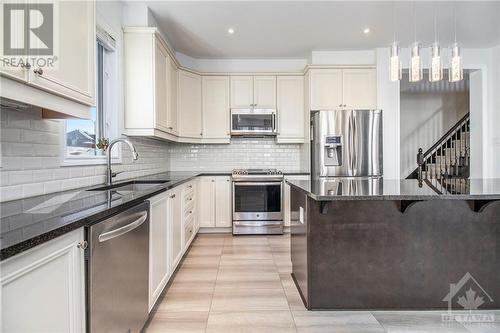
[230,108,277,136]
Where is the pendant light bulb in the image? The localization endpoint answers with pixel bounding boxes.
[449,42,463,82]
[390,42,402,82]
[430,42,443,82]
[409,42,423,82]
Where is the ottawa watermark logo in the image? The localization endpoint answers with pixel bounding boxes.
[1,1,58,69]
[442,272,495,323]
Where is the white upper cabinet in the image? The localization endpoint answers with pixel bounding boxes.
[342,68,377,109]
[202,76,230,142]
[253,76,277,108]
[29,1,95,106]
[310,69,343,110]
[309,68,377,110]
[230,76,254,108]
[277,76,305,143]
[178,70,203,138]
[167,57,179,135]
[154,39,169,133]
[231,75,277,108]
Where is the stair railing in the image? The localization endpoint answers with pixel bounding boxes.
[412,112,470,181]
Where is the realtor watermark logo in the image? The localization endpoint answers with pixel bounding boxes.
[1,1,58,69]
[442,272,495,323]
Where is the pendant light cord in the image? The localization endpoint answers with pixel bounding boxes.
[393,2,396,42]
[453,2,457,43]
[434,1,438,42]
[413,1,417,42]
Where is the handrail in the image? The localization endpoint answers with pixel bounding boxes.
[421,112,470,159]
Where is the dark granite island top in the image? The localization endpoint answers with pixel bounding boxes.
[288,178,500,310]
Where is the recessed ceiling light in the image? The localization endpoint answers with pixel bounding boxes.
[227,28,235,34]
[363,27,371,34]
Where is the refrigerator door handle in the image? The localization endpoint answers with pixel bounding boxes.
[352,111,357,175]
[347,112,353,176]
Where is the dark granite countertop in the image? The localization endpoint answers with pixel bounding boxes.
[287,178,500,201]
[0,171,237,260]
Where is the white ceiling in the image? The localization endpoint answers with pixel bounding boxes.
[145,1,500,59]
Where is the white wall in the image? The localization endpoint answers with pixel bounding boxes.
[400,88,469,177]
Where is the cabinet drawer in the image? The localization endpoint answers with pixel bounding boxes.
[183,191,195,205]
[184,201,195,219]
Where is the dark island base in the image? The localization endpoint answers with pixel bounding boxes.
[290,189,500,310]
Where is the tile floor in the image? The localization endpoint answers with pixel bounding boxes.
[145,234,500,333]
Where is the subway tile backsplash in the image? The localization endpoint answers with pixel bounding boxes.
[168,138,304,172]
[0,106,169,202]
[0,106,306,202]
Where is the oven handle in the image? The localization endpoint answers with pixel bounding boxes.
[233,182,283,186]
[234,221,282,227]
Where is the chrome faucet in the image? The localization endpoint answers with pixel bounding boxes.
[106,137,138,186]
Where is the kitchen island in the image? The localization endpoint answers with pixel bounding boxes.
[288,178,500,310]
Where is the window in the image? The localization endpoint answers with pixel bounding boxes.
[65,41,105,158]
[63,27,119,166]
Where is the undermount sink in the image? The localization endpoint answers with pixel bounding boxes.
[87,180,169,192]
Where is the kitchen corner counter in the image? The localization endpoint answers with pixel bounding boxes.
[286,178,500,201]
[0,171,230,260]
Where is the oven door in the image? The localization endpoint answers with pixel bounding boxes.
[231,109,276,136]
[232,181,282,221]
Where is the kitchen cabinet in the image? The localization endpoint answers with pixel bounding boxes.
[215,176,232,227]
[0,0,95,118]
[284,175,310,227]
[309,68,377,110]
[277,76,305,143]
[230,75,276,108]
[148,191,170,311]
[178,70,203,138]
[168,57,179,135]
[198,176,232,228]
[342,69,377,110]
[169,186,183,268]
[1,229,85,332]
[182,181,197,248]
[202,76,230,142]
[28,0,95,106]
[310,69,343,110]
[124,28,177,138]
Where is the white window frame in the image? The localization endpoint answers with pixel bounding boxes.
[61,25,122,166]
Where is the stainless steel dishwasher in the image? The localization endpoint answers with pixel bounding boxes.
[88,201,149,333]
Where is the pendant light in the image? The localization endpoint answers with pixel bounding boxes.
[430,2,443,82]
[409,2,422,82]
[449,3,463,82]
[389,3,402,82]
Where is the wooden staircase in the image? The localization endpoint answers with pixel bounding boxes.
[407,113,470,193]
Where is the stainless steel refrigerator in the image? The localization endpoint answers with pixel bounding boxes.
[311,110,383,178]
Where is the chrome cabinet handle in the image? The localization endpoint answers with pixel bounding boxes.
[168,126,173,130]
[98,211,147,243]
[170,194,176,198]
[188,185,193,189]
[77,241,88,249]
[33,68,43,75]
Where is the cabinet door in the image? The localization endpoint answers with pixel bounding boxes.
[277,76,304,143]
[167,56,179,134]
[178,70,202,138]
[170,187,183,269]
[198,177,215,227]
[149,192,169,311]
[202,76,230,139]
[215,176,232,227]
[28,1,95,106]
[253,76,276,108]
[230,76,253,108]
[342,68,377,109]
[310,69,342,110]
[154,39,169,132]
[1,229,85,333]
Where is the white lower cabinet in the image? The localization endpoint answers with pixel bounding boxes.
[1,229,86,333]
[148,191,170,310]
[198,176,232,229]
[284,175,310,227]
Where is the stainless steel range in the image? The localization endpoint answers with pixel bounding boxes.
[232,169,284,235]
